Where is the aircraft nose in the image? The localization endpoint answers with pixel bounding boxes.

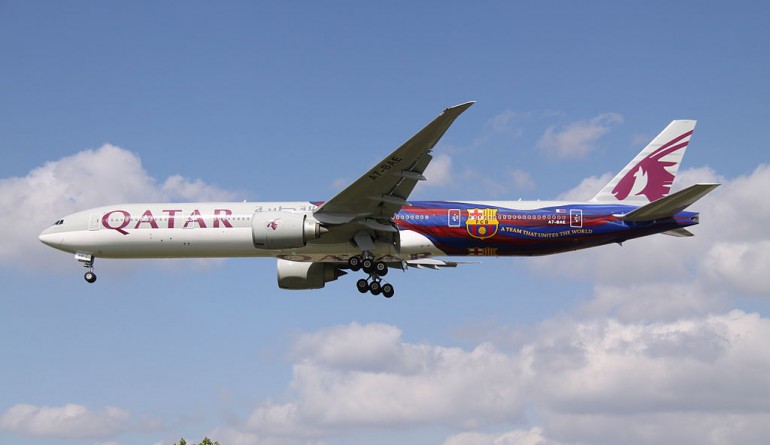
[39,228,60,247]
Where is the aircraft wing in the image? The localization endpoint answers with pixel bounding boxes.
[314,102,474,225]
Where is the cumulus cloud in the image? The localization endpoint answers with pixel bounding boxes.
[508,169,536,191]
[0,403,129,438]
[443,427,549,445]
[0,144,236,268]
[244,322,528,439]
[537,113,623,159]
[579,282,728,322]
[423,153,455,187]
[230,312,770,445]
[473,110,527,147]
[702,241,770,296]
[556,173,613,201]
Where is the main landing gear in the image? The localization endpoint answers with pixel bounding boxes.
[348,255,394,298]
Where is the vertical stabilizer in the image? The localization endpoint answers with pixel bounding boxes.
[591,120,696,204]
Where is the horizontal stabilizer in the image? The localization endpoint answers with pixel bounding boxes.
[618,183,719,221]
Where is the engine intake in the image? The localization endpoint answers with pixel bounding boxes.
[277,259,346,290]
[252,211,323,250]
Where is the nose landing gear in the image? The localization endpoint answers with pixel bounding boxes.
[76,252,97,284]
[349,255,394,298]
[84,270,97,283]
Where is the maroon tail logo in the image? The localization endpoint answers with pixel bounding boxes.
[612,131,692,202]
[267,219,280,230]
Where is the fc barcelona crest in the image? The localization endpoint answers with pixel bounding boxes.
[466,208,499,239]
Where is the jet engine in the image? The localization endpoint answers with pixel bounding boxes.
[252,212,324,249]
[277,259,346,290]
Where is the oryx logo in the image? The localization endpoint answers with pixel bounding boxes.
[612,130,692,202]
[466,208,499,240]
[267,219,280,230]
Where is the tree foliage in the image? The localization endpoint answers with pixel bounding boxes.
[174,438,220,445]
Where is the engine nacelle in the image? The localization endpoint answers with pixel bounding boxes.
[277,259,346,290]
[252,211,323,250]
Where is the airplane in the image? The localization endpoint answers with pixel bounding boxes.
[39,102,719,298]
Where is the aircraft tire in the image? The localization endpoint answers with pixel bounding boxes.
[348,256,362,271]
[369,280,381,295]
[356,279,369,293]
[374,262,388,276]
[84,271,97,283]
[382,283,394,298]
[362,258,374,274]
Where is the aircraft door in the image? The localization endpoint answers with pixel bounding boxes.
[88,213,101,231]
[570,209,583,228]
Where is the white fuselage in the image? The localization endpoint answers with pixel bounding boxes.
[38,201,444,262]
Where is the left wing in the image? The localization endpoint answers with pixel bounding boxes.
[314,101,474,226]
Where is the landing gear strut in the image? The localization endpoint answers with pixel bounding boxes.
[76,252,97,284]
[349,255,394,298]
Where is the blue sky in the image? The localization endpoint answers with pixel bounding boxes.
[1,2,769,445]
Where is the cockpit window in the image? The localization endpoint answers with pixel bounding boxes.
[53,219,64,226]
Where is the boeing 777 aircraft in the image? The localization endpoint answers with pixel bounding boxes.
[39,102,718,298]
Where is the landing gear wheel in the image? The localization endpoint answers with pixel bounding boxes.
[374,262,388,276]
[348,256,362,271]
[356,278,369,293]
[362,258,374,274]
[84,271,97,283]
[381,283,394,298]
[369,280,382,295]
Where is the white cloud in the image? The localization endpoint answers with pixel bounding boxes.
[473,110,527,147]
[0,144,236,269]
[246,322,528,438]
[537,113,623,159]
[230,310,770,445]
[702,241,770,296]
[544,411,770,445]
[443,428,550,445]
[555,173,614,201]
[423,153,454,187]
[578,282,728,322]
[508,169,536,191]
[0,403,129,438]
[291,322,423,373]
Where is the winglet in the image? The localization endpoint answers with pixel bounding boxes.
[618,183,719,222]
[446,101,476,114]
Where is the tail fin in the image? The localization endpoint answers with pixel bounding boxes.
[591,120,696,204]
